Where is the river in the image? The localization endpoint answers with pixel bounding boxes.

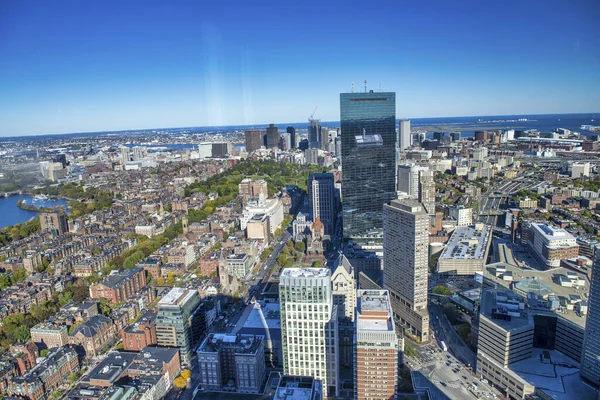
[0,195,69,229]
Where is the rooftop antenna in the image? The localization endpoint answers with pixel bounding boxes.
[364,80,367,93]
[351,82,355,93]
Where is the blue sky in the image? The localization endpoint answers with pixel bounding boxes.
[0,0,599,136]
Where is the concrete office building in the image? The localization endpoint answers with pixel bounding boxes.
[280,268,339,397]
[397,164,428,198]
[399,119,411,151]
[155,288,202,366]
[240,197,283,235]
[418,169,436,214]
[582,247,600,386]
[226,253,252,280]
[478,261,593,399]
[266,124,280,151]
[572,162,591,179]
[246,214,270,244]
[308,173,337,236]
[245,130,266,153]
[437,224,492,275]
[197,333,266,393]
[449,206,473,226]
[340,91,396,238]
[355,290,399,400]
[383,199,430,342]
[198,142,213,159]
[526,223,579,268]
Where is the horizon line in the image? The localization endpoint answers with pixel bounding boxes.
[2,111,598,140]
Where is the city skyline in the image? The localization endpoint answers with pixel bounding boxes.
[1,0,599,136]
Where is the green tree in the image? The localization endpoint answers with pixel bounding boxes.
[0,274,11,290]
[277,254,287,266]
[294,242,306,253]
[312,260,322,268]
[433,285,451,296]
[40,349,49,357]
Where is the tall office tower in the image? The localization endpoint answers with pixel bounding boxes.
[279,133,291,151]
[120,146,130,163]
[309,118,321,149]
[397,164,428,198]
[418,170,436,214]
[399,119,411,151]
[245,129,265,153]
[340,91,396,238]
[383,199,430,342]
[39,211,69,236]
[320,126,330,150]
[582,246,600,386]
[266,124,279,151]
[331,254,357,322]
[155,288,202,366]
[451,131,461,142]
[308,173,336,236]
[198,142,213,159]
[212,142,231,158]
[280,268,339,397]
[355,290,399,400]
[286,126,296,149]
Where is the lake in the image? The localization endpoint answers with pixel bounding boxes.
[0,195,69,229]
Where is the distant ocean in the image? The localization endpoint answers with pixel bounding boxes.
[3,113,598,141]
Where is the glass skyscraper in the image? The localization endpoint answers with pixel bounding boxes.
[340,91,396,238]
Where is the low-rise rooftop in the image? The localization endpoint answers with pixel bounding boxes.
[439,224,492,261]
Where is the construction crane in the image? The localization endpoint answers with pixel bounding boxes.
[310,106,318,120]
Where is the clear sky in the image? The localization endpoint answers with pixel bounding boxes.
[0,0,599,136]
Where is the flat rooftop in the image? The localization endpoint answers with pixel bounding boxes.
[439,224,492,260]
[531,223,576,242]
[158,288,195,307]
[485,257,589,328]
[493,348,596,400]
[281,268,330,278]
[480,289,533,331]
[274,375,322,400]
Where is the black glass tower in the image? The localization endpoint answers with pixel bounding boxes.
[340,91,396,238]
[286,126,296,149]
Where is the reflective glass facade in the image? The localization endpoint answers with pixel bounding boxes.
[340,92,396,238]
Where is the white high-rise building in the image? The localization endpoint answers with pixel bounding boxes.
[449,206,473,226]
[397,164,429,198]
[280,268,339,397]
[331,254,356,322]
[120,146,130,163]
[383,199,430,342]
[198,143,212,159]
[399,119,411,151]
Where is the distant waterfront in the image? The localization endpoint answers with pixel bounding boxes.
[0,195,68,229]
[3,113,597,141]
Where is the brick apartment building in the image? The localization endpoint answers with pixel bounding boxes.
[121,310,158,352]
[89,267,147,304]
